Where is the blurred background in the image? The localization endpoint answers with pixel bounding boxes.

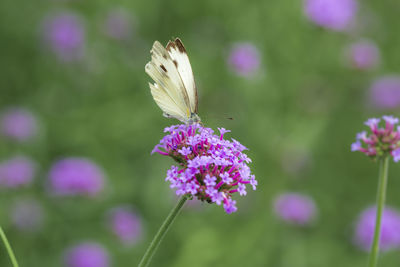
[0,0,400,266]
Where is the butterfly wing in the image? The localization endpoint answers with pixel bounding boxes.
[166,38,198,113]
[149,83,188,122]
[145,41,191,122]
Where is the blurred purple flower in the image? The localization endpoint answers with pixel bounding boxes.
[274,193,317,226]
[281,148,312,176]
[11,199,44,232]
[228,43,261,77]
[0,156,36,188]
[49,157,105,196]
[346,40,380,70]
[369,76,400,109]
[42,12,85,62]
[64,242,110,267]
[108,207,142,245]
[103,9,134,40]
[304,0,358,31]
[1,108,38,142]
[354,206,400,251]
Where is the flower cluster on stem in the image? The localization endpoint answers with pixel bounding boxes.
[351,115,400,162]
[152,124,257,213]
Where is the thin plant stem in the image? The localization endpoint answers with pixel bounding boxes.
[368,156,389,267]
[0,225,19,267]
[138,195,188,267]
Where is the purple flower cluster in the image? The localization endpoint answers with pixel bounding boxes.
[351,116,400,162]
[1,108,38,142]
[346,40,380,70]
[152,124,257,214]
[48,157,105,196]
[11,199,45,232]
[273,193,317,226]
[42,12,85,62]
[304,0,358,31]
[228,43,261,77]
[369,76,400,109]
[64,242,110,267]
[108,206,142,245]
[103,9,134,41]
[354,206,400,252]
[0,156,36,188]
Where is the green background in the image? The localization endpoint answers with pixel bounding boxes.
[1,0,400,266]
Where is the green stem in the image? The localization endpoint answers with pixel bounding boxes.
[368,156,389,267]
[138,195,188,267]
[0,225,19,267]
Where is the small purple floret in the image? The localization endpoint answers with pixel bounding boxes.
[392,148,400,162]
[153,124,257,214]
[364,118,380,128]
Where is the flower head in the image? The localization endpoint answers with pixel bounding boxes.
[304,0,358,31]
[0,156,36,188]
[1,108,38,142]
[345,40,380,70]
[354,206,400,251]
[64,242,110,267]
[369,76,400,109]
[103,8,134,40]
[273,193,317,226]
[153,124,257,214]
[42,12,85,62]
[11,198,44,232]
[108,206,143,246]
[228,43,261,77]
[351,115,400,162]
[48,157,105,196]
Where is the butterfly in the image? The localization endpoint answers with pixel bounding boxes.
[145,38,201,124]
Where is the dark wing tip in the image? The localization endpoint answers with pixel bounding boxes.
[166,37,187,54]
[166,40,175,52]
[174,38,186,53]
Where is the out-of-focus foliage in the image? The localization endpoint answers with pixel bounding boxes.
[0,0,400,266]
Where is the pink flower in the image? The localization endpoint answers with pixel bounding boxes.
[369,76,400,109]
[42,12,85,62]
[0,156,36,188]
[274,193,317,226]
[304,0,358,31]
[48,157,105,196]
[108,206,143,245]
[1,108,38,142]
[354,206,400,251]
[64,242,110,267]
[228,43,261,77]
[346,40,380,70]
[153,124,257,214]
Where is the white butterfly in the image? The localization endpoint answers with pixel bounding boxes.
[145,38,201,124]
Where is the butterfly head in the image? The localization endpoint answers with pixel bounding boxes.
[187,113,201,125]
